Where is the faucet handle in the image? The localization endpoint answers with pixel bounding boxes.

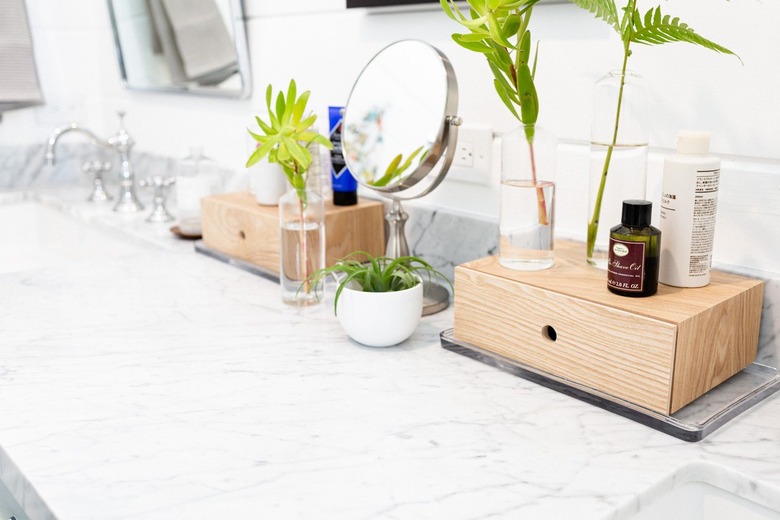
[82,159,113,203]
[107,110,134,152]
[139,175,176,223]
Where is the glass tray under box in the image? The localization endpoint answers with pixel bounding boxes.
[440,328,780,442]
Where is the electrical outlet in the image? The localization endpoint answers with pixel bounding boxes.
[447,125,493,185]
[454,140,474,167]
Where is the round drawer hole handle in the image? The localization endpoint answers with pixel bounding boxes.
[542,325,557,342]
[238,230,246,240]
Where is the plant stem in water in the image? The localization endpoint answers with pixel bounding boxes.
[527,140,549,226]
[587,44,630,259]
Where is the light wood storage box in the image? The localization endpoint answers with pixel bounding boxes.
[201,192,385,275]
[454,241,764,415]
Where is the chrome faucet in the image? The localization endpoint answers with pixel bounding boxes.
[45,111,144,213]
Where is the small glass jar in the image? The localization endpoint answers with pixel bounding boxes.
[176,146,222,235]
[499,124,557,271]
[279,187,326,306]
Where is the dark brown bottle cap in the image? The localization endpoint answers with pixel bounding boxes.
[621,200,652,227]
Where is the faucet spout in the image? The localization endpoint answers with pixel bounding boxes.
[45,124,107,165]
[44,112,144,213]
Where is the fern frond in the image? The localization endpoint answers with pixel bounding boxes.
[566,0,619,33]
[630,6,739,59]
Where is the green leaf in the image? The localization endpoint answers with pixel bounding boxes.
[286,79,297,112]
[265,84,273,113]
[493,79,521,121]
[440,0,457,21]
[275,91,286,125]
[517,63,538,124]
[629,6,739,59]
[255,116,273,135]
[452,33,493,53]
[518,29,531,67]
[487,13,514,49]
[245,137,277,168]
[308,133,334,150]
[488,59,519,102]
[502,14,521,40]
[566,0,620,33]
[284,138,312,171]
[296,114,317,132]
[292,89,310,125]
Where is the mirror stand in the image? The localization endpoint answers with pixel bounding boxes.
[386,199,409,258]
[384,198,450,316]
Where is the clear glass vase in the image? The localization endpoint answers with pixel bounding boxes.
[500,124,556,271]
[279,188,325,306]
[587,70,649,269]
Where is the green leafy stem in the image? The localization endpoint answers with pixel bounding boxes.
[441,0,549,226]
[570,0,739,261]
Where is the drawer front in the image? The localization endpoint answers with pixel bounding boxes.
[454,266,678,414]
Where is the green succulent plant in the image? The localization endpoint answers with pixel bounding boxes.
[301,252,452,315]
[573,0,739,262]
[246,79,333,203]
[441,0,549,225]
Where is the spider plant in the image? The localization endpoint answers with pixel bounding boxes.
[302,252,452,315]
[440,0,549,225]
[570,0,739,262]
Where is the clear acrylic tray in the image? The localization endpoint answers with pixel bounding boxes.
[440,328,780,442]
[194,240,280,283]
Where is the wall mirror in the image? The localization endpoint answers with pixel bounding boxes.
[107,0,251,99]
[342,39,460,314]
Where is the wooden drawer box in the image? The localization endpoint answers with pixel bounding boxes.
[201,192,385,275]
[453,241,764,414]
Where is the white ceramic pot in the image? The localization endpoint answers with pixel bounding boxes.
[250,160,288,205]
[336,282,424,347]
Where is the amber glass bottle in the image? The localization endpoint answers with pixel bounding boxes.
[607,200,661,297]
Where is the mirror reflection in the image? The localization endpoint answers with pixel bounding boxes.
[342,40,455,193]
[107,0,250,98]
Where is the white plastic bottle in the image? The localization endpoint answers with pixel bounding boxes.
[659,131,720,287]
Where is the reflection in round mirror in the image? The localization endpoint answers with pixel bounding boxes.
[342,40,461,314]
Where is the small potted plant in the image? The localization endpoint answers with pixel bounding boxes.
[303,252,451,347]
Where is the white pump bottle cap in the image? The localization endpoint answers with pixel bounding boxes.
[677,130,711,155]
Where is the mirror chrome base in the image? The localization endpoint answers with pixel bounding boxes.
[423,281,450,316]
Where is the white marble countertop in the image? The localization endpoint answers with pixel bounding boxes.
[1,188,780,520]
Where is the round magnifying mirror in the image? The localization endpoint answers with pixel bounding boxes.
[342,40,461,314]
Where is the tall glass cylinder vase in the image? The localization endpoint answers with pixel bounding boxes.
[587,70,649,269]
[279,188,325,306]
[500,124,556,271]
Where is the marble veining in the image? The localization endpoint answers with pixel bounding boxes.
[0,174,779,518]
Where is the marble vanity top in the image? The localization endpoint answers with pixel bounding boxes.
[1,188,779,520]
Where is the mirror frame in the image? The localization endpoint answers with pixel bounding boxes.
[107,0,252,99]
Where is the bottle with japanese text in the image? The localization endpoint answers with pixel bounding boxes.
[659,131,720,287]
[607,200,661,297]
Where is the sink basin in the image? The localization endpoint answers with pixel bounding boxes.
[611,462,780,519]
[0,201,135,274]
[0,478,29,520]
